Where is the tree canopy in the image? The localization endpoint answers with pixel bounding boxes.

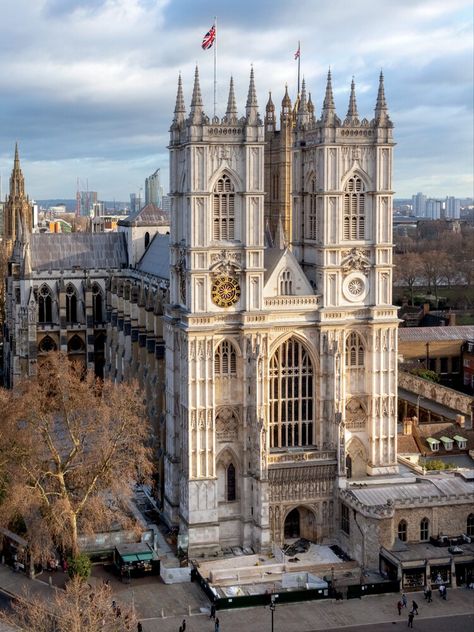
[0,353,153,561]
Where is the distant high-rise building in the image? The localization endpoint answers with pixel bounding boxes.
[161,194,170,214]
[130,193,142,214]
[426,198,441,219]
[412,192,426,216]
[445,196,461,219]
[145,168,163,208]
[79,191,98,217]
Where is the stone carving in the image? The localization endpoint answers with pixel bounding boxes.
[345,398,366,430]
[215,407,238,442]
[209,250,242,278]
[341,248,371,276]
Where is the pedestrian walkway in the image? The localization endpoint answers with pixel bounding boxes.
[0,563,473,632]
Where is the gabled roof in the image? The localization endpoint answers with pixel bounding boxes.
[263,247,314,296]
[137,233,170,279]
[29,233,128,271]
[118,204,169,227]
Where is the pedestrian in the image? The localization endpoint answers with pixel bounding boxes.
[112,600,117,611]
[426,588,432,603]
[408,611,414,628]
[137,623,143,632]
[442,586,447,600]
[182,619,186,631]
[210,603,216,619]
[402,593,408,608]
[397,600,402,615]
[412,600,418,615]
[215,617,220,632]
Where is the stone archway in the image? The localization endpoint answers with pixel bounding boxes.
[283,506,317,542]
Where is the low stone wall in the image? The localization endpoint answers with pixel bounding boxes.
[161,565,191,584]
[399,371,473,420]
[78,528,154,554]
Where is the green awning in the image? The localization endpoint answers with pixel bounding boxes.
[439,436,453,444]
[426,438,439,446]
[453,435,467,442]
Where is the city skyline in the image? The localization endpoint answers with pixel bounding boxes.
[0,0,472,200]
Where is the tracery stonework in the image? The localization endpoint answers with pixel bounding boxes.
[345,398,366,430]
[215,407,238,442]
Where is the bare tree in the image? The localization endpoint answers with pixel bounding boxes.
[421,251,448,300]
[0,353,153,561]
[394,252,423,305]
[0,576,137,631]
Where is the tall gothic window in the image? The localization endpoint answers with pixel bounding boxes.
[307,177,317,240]
[215,340,237,376]
[226,463,236,501]
[269,338,314,449]
[65,284,78,324]
[38,285,53,323]
[398,520,407,542]
[213,175,235,240]
[92,283,103,323]
[467,514,474,537]
[279,269,293,295]
[345,332,365,367]
[420,517,430,541]
[343,176,365,240]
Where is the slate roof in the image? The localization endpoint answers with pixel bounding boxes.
[397,435,420,454]
[264,247,285,282]
[398,326,474,342]
[349,475,474,507]
[137,233,170,279]
[118,204,170,227]
[30,233,128,271]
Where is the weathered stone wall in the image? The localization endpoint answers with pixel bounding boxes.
[399,371,473,419]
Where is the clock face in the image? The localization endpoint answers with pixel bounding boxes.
[211,275,241,308]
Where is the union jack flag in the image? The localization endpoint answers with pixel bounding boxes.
[202,24,216,50]
[294,45,300,60]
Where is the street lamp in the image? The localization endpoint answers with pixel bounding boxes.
[269,594,276,632]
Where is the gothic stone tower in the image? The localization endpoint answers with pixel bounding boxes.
[292,72,399,477]
[3,144,33,256]
[165,69,269,555]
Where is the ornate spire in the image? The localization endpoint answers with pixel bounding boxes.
[296,78,309,128]
[375,70,390,125]
[245,66,258,123]
[4,143,32,247]
[275,214,287,250]
[10,142,25,198]
[14,141,20,169]
[225,76,238,122]
[173,73,186,124]
[321,68,336,124]
[346,77,359,119]
[307,91,315,121]
[281,84,292,124]
[265,91,275,130]
[189,66,203,124]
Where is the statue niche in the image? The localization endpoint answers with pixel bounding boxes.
[345,398,366,431]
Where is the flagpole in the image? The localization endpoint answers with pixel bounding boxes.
[213,16,217,117]
[297,40,301,95]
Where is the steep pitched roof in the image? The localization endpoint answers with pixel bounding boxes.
[29,233,128,271]
[137,233,170,279]
[263,247,314,295]
[118,204,170,227]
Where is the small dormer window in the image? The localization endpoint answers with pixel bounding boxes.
[426,438,440,452]
[453,435,467,449]
[440,436,453,451]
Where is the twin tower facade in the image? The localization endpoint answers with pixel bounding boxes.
[165,67,398,556]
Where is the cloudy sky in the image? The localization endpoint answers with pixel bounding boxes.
[0,0,472,201]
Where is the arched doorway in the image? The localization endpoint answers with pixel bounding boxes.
[346,438,367,479]
[284,508,300,539]
[283,506,318,541]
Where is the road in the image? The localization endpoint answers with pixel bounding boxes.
[317,613,474,632]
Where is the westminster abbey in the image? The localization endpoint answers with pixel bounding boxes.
[3,66,399,559]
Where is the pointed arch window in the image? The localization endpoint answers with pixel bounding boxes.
[279,269,293,295]
[269,337,314,449]
[307,177,317,240]
[420,517,429,541]
[92,283,103,323]
[213,175,235,240]
[343,176,365,240]
[65,284,78,324]
[38,335,57,353]
[38,285,53,323]
[467,514,474,537]
[398,520,407,542]
[227,463,236,501]
[345,332,365,367]
[215,340,237,376]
